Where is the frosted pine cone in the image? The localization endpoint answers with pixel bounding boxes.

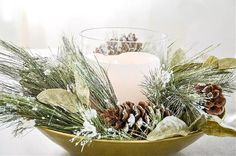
[100,101,172,136]
[195,83,226,116]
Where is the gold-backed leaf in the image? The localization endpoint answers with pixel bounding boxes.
[37,89,79,113]
[218,58,236,70]
[74,69,90,105]
[170,48,186,68]
[147,116,189,141]
[203,115,236,137]
[171,63,202,73]
[202,56,219,68]
[188,114,207,132]
[189,114,236,137]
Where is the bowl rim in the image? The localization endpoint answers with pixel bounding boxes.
[40,128,204,143]
[79,27,168,43]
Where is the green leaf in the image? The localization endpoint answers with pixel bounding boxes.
[74,69,90,105]
[37,89,79,113]
[202,56,219,68]
[171,63,202,73]
[170,48,186,68]
[189,114,236,137]
[188,114,207,132]
[218,58,236,70]
[201,57,236,70]
[147,116,189,141]
[203,116,236,137]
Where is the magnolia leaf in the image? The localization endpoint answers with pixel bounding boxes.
[147,116,189,141]
[188,114,207,132]
[189,114,236,137]
[170,48,186,68]
[202,56,219,68]
[37,89,79,113]
[171,63,202,73]
[218,58,236,70]
[74,69,90,105]
[203,115,236,137]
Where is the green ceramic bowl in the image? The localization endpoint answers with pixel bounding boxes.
[39,128,203,156]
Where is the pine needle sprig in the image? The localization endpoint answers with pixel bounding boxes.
[61,37,118,110]
[0,93,84,135]
[0,40,75,96]
[142,46,236,125]
[0,37,120,138]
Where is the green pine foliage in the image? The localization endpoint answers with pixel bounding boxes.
[142,47,236,125]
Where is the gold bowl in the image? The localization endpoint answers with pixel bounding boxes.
[39,128,203,156]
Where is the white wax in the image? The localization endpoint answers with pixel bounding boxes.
[86,52,160,103]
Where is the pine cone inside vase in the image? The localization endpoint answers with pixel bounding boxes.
[195,83,226,116]
[95,33,143,55]
[100,101,172,137]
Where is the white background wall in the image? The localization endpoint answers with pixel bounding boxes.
[0,0,235,57]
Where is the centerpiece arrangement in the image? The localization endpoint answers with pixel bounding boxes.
[0,27,236,156]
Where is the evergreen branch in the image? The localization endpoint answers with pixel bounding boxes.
[0,37,119,137]
[0,40,75,96]
[61,37,118,110]
[142,46,236,125]
[0,93,84,135]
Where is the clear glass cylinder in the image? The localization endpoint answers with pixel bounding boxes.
[79,27,168,103]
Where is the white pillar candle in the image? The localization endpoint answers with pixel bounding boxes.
[86,52,160,103]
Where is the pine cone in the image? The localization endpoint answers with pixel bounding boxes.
[195,83,226,116]
[100,101,172,135]
[95,33,143,55]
